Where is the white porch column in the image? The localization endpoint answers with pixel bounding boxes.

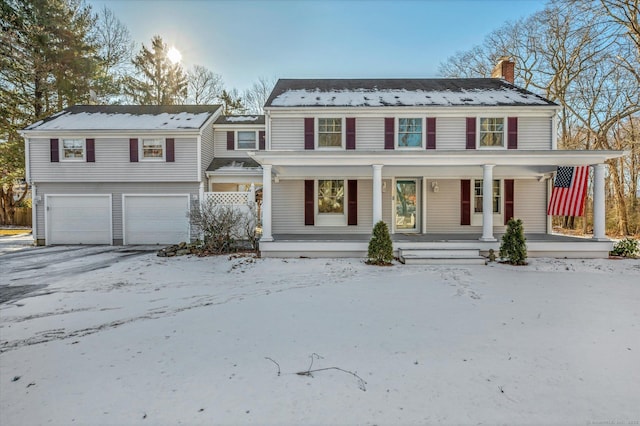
[372,164,383,225]
[261,165,273,241]
[480,164,496,242]
[593,163,607,240]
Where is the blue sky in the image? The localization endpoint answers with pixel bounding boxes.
[87,0,547,91]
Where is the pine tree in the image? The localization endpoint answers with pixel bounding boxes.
[124,35,188,105]
[499,218,528,265]
[367,221,394,265]
[220,89,246,114]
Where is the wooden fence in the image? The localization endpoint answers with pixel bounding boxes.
[2,207,32,227]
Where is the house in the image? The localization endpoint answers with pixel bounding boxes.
[21,105,221,245]
[21,59,624,259]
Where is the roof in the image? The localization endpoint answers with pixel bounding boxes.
[265,78,557,108]
[24,105,222,131]
[214,115,265,125]
[206,157,261,172]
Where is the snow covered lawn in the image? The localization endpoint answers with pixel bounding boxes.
[1,251,639,425]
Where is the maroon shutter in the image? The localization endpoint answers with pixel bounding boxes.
[426,117,436,149]
[304,180,314,225]
[304,118,314,150]
[346,118,356,150]
[166,138,175,162]
[461,179,471,225]
[507,117,518,149]
[129,138,138,162]
[259,131,266,150]
[504,179,514,224]
[86,138,95,162]
[226,131,235,150]
[348,179,358,225]
[466,117,476,149]
[50,138,59,162]
[384,117,394,149]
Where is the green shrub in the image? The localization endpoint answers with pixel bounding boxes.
[610,238,639,258]
[367,220,393,265]
[499,218,527,265]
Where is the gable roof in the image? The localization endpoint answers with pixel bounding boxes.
[265,78,557,108]
[24,105,222,131]
[206,157,261,172]
[215,115,265,125]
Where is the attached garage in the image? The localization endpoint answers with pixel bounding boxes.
[46,195,112,244]
[123,194,190,245]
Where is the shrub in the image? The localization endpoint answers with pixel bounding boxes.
[499,218,527,265]
[610,238,639,258]
[367,220,393,265]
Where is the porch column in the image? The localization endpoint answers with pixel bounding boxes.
[480,164,496,242]
[593,163,607,240]
[372,164,383,225]
[261,165,273,241]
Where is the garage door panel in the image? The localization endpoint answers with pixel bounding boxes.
[124,195,189,244]
[47,195,111,244]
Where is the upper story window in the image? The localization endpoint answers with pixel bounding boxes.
[237,131,257,150]
[318,118,343,148]
[398,118,423,148]
[61,138,85,161]
[479,118,504,147]
[474,179,501,213]
[318,179,344,214]
[141,138,165,160]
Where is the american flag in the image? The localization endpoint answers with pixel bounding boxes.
[547,166,590,216]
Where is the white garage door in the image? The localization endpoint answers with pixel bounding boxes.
[123,195,190,245]
[46,195,112,245]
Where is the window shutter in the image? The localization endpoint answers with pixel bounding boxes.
[226,131,235,150]
[304,180,314,225]
[507,117,518,149]
[384,117,394,150]
[50,139,59,162]
[348,180,358,225]
[465,118,476,149]
[129,138,138,162]
[166,138,175,162]
[426,117,436,149]
[259,131,266,150]
[304,118,314,150]
[460,179,471,225]
[346,118,356,150]
[504,179,514,225]
[86,138,95,162]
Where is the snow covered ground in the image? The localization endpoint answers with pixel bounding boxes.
[1,248,639,425]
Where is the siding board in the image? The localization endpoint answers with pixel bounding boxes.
[271,118,305,150]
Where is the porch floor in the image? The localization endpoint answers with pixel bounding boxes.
[272,233,600,243]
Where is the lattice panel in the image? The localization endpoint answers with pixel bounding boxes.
[204,191,251,205]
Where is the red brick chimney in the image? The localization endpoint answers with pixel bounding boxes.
[491,56,515,84]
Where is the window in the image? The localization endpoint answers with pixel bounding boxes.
[318,118,342,148]
[474,179,501,213]
[237,131,257,150]
[141,138,164,160]
[318,179,344,214]
[398,118,423,148]
[479,118,504,147]
[61,139,85,160]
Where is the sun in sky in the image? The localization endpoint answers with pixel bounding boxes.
[167,46,182,64]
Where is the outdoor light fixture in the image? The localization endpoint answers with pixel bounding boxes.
[431,181,439,193]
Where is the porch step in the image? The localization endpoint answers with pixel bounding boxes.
[398,248,486,265]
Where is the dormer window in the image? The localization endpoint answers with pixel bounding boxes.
[397,118,423,148]
[479,118,505,147]
[61,138,85,161]
[318,118,343,148]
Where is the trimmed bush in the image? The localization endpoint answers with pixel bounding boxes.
[610,237,638,258]
[367,220,393,265]
[499,218,527,265]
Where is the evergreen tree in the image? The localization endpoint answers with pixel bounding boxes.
[220,89,246,114]
[367,221,394,265]
[499,218,528,265]
[124,35,187,105]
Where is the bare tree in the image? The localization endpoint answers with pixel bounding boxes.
[242,76,277,114]
[187,64,223,105]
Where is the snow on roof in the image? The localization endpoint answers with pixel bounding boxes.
[214,115,266,125]
[265,79,557,108]
[226,116,259,122]
[24,105,221,131]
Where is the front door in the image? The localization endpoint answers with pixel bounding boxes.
[395,179,418,232]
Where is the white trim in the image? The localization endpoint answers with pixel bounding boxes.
[315,178,348,226]
[60,138,86,162]
[196,134,202,181]
[31,183,37,243]
[395,117,426,150]
[551,114,558,150]
[236,130,259,150]
[422,177,427,234]
[471,177,503,227]
[265,110,271,151]
[477,116,507,150]
[121,193,191,245]
[24,138,31,183]
[21,130,202,138]
[315,117,346,150]
[139,137,166,162]
[45,194,113,245]
[392,177,420,234]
